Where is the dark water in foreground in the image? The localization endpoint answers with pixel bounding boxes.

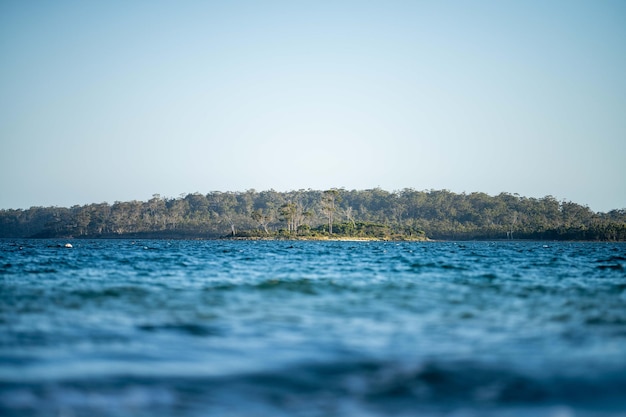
[1,240,625,417]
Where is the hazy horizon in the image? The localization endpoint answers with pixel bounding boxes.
[2,1,625,213]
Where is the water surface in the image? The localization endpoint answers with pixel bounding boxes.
[1,240,625,416]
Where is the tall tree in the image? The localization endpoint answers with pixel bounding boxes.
[252,208,274,235]
[321,189,340,234]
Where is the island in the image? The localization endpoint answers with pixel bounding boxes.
[1,188,624,241]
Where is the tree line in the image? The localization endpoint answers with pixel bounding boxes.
[1,189,625,240]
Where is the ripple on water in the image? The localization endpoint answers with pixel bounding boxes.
[1,240,625,417]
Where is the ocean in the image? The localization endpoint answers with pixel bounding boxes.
[1,239,625,417]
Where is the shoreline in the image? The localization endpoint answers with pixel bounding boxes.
[224,235,430,242]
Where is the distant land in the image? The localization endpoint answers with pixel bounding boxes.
[1,189,625,241]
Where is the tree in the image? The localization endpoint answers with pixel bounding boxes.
[321,189,341,234]
[167,198,188,229]
[279,202,298,234]
[1,188,624,241]
[147,194,167,229]
[252,208,274,235]
[207,192,239,236]
[343,206,357,228]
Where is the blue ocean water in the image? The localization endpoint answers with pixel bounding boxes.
[1,239,625,417]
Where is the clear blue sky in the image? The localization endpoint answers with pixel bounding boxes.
[1,0,625,212]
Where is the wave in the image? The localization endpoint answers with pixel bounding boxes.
[2,358,625,417]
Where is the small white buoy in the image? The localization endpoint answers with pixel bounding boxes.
[64,243,73,248]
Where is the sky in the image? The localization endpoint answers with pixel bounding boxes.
[1,0,625,213]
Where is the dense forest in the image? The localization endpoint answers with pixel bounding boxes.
[1,189,625,241]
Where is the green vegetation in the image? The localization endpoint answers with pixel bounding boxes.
[1,189,625,240]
